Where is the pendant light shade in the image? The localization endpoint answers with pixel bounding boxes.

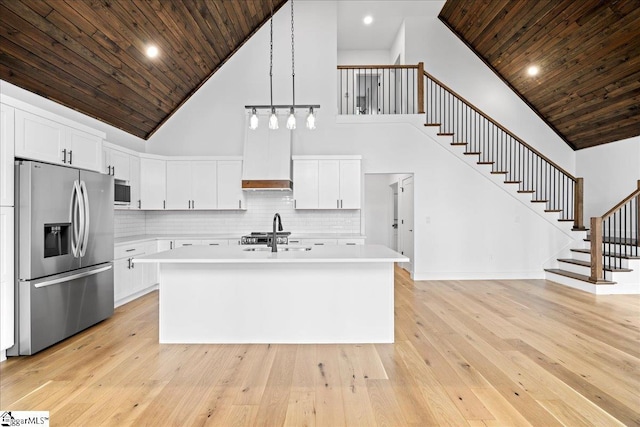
[249,108,259,130]
[286,107,296,130]
[269,108,279,130]
[306,107,316,130]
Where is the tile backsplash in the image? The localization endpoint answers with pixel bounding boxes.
[115,192,361,238]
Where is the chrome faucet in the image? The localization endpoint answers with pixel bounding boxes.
[271,213,283,252]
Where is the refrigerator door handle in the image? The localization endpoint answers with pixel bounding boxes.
[32,264,113,288]
[79,180,90,257]
[70,180,81,257]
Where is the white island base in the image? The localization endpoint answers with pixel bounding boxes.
[136,245,406,344]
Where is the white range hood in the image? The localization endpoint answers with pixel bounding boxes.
[242,125,292,191]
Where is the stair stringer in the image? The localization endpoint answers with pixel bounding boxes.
[411,120,579,241]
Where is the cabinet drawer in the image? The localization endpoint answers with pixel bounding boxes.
[114,242,146,260]
[201,239,229,246]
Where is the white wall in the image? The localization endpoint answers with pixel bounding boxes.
[389,21,406,64]
[577,135,640,220]
[0,80,146,152]
[338,50,390,65]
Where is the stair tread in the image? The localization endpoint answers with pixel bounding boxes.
[490,171,508,174]
[518,190,535,193]
[424,123,441,127]
[463,152,481,155]
[545,268,615,285]
[504,180,521,184]
[558,219,575,222]
[477,161,494,165]
[451,142,468,146]
[557,258,633,272]
[571,248,640,259]
[438,132,454,136]
[531,200,548,203]
[545,209,563,212]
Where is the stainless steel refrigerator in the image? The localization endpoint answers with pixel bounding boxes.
[9,160,114,356]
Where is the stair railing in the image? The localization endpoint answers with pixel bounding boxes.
[422,70,583,229]
[590,180,640,283]
[337,62,584,229]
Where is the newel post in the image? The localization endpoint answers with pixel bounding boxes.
[417,62,425,114]
[574,177,584,230]
[636,180,640,247]
[590,217,603,283]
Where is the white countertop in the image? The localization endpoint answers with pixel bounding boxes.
[133,244,405,264]
[115,233,367,246]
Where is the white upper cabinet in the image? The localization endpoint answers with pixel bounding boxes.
[338,159,361,209]
[166,160,218,210]
[103,146,131,181]
[217,160,245,210]
[191,161,217,210]
[14,108,103,172]
[140,156,166,210]
[166,161,192,209]
[293,160,319,209]
[1,104,15,207]
[293,156,362,210]
[129,155,141,209]
[66,126,103,171]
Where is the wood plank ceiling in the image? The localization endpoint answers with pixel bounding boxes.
[0,0,287,139]
[439,0,640,150]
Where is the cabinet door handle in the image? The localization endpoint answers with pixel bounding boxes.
[163,200,166,209]
[182,244,192,246]
[170,241,173,250]
[112,165,115,176]
[346,243,356,245]
[314,243,324,246]
[138,200,141,209]
[341,200,343,208]
[107,165,111,175]
[239,200,242,209]
[337,200,340,208]
[192,200,195,209]
[62,148,67,163]
[127,258,132,269]
[126,248,136,252]
[209,243,219,246]
[294,200,297,209]
[69,150,73,164]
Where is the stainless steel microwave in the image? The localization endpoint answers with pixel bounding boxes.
[114,180,130,205]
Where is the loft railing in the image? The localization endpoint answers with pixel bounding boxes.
[337,62,584,229]
[337,63,424,115]
[590,181,640,283]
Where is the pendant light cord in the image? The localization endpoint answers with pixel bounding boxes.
[291,0,295,110]
[269,0,274,110]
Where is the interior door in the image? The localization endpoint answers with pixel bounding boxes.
[400,176,414,274]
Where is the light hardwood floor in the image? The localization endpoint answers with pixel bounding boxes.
[1,267,639,426]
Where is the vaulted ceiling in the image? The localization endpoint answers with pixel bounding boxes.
[1,1,638,149]
[0,0,287,139]
[439,0,640,150]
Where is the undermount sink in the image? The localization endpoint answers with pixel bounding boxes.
[243,246,311,252]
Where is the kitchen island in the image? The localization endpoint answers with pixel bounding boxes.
[134,244,407,344]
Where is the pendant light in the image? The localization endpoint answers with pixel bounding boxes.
[245,0,319,131]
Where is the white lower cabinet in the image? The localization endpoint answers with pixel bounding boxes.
[114,241,159,307]
[0,207,14,358]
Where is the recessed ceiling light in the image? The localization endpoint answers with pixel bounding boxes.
[363,15,373,25]
[146,45,159,58]
[527,65,539,76]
